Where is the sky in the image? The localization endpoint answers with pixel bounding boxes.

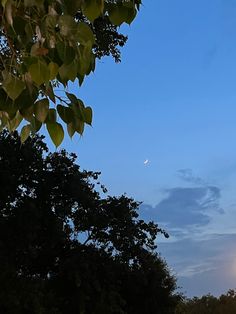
[45,0,236,297]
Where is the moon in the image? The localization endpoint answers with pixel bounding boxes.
[144,159,149,165]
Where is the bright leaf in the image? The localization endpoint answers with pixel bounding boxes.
[48,62,59,80]
[2,74,25,101]
[20,124,31,143]
[34,98,49,122]
[47,122,64,147]
[28,60,50,86]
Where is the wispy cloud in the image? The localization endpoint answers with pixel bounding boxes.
[177,168,207,185]
[159,233,236,296]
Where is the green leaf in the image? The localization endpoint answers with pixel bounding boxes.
[67,122,75,138]
[58,15,77,37]
[34,98,49,122]
[77,22,95,46]
[82,0,104,21]
[66,92,78,104]
[57,105,73,123]
[58,62,77,83]
[56,42,75,65]
[84,106,92,125]
[71,101,85,121]
[20,124,31,143]
[124,3,137,24]
[16,87,38,110]
[73,117,84,135]
[20,105,34,122]
[108,4,131,26]
[30,117,42,133]
[28,60,50,86]
[77,45,93,76]
[8,111,23,132]
[2,73,25,101]
[48,62,59,80]
[45,108,57,123]
[47,122,64,147]
[46,82,56,103]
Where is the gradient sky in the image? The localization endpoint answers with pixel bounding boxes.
[44,0,236,297]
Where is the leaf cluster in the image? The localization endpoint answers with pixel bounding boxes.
[0,0,141,145]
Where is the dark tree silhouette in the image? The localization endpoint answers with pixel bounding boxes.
[0,131,179,314]
[176,290,236,314]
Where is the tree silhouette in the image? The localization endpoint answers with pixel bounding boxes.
[0,131,179,313]
[176,290,236,314]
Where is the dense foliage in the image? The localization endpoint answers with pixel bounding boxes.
[0,130,179,314]
[176,290,236,314]
[0,0,141,146]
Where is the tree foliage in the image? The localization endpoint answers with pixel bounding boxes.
[176,290,236,314]
[0,0,141,146]
[0,130,179,313]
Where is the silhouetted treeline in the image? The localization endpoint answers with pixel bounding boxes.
[0,131,180,314]
[176,289,236,313]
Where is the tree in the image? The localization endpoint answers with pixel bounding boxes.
[175,290,236,314]
[0,130,180,313]
[0,0,141,146]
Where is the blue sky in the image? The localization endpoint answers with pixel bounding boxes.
[46,0,236,297]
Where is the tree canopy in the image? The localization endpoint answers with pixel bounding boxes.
[0,130,179,313]
[176,290,236,314]
[0,0,141,146]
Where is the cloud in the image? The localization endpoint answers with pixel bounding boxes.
[177,169,206,185]
[158,233,236,297]
[141,186,222,229]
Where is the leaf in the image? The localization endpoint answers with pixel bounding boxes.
[8,111,23,132]
[58,15,77,37]
[56,42,75,65]
[66,92,77,104]
[84,106,92,125]
[67,122,75,138]
[46,82,56,103]
[71,101,85,121]
[47,122,64,147]
[108,4,130,26]
[30,117,42,133]
[82,0,104,21]
[57,105,73,123]
[77,45,93,76]
[28,60,50,86]
[2,73,25,101]
[16,87,38,110]
[77,22,95,46]
[20,124,31,143]
[34,98,49,122]
[48,62,59,80]
[124,2,137,24]
[73,118,84,135]
[20,105,34,122]
[45,108,57,123]
[58,62,77,83]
